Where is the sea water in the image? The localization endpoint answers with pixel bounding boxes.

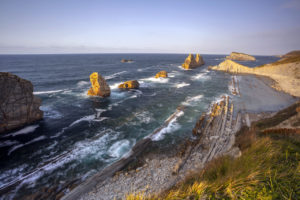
[0,54,283,199]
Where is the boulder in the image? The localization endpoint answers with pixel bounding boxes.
[155,71,168,78]
[87,72,111,97]
[0,72,43,134]
[118,80,140,89]
[226,52,256,61]
[182,54,205,69]
[121,59,133,63]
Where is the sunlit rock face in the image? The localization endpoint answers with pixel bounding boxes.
[118,80,140,89]
[87,72,111,97]
[0,72,43,133]
[226,52,256,61]
[182,54,205,70]
[155,71,168,78]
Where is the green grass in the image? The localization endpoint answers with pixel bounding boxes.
[127,135,300,200]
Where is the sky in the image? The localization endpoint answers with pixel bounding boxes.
[0,0,300,55]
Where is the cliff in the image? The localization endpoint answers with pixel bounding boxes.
[226,52,256,61]
[87,72,111,97]
[182,54,205,70]
[210,52,300,97]
[0,72,43,134]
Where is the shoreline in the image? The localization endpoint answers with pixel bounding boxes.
[60,71,298,200]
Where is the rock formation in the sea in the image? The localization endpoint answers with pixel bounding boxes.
[182,54,205,70]
[118,80,140,89]
[121,59,133,63]
[210,51,300,97]
[0,72,43,134]
[87,72,111,97]
[155,70,168,78]
[226,52,256,61]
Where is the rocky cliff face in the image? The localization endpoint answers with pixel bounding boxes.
[87,72,111,97]
[182,54,205,70]
[0,72,43,134]
[226,52,256,61]
[210,53,300,97]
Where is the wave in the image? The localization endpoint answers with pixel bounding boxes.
[168,71,179,78]
[0,140,19,148]
[104,71,127,80]
[174,82,190,88]
[110,82,123,90]
[40,106,63,119]
[191,72,211,81]
[182,94,203,106]
[134,111,154,124]
[2,125,39,138]
[77,81,89,87]
[151,110,184,141]
[108,139,132,158]
[8,135,47,155]
[140,77,169,83]
[33,90,64,95]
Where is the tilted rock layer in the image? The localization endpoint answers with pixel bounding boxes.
[210,51,300,97]
[226,52,256,61]
[87,72,111,97]
[0,72,43,134]
[155,71,168,78]
[182,54,205,70]
[118,80,140,89]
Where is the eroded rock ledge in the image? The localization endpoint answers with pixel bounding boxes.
[226,52,256,61]
[0,72,43,134]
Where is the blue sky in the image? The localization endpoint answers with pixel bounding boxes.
[0,0,299,55]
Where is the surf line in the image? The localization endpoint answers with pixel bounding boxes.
[61,106,186,200]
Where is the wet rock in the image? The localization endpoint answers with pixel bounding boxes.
[87,72,111,97]
[155,71,168,78]
[121,59,133,63]
[118,80,139,89]
[0,72,43,134]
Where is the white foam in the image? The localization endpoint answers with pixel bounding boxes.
[135,111,154,124]
[110,82,123,90]
[77,81,89,87]
[104,71,127,80]
[2,125,39,138]
[0,140,19,148]
[140,77,169,83]
[174,82,190,88]
[151,111,184,141]
[182,94,203,106]
[69,115,95,127]
[40,106,63,119]
[191,73,211,81]
[108,139,131,158]
[33,90,64,95]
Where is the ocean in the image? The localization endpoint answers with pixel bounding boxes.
[0,54,284,199]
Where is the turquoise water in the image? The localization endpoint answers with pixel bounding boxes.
[0,54,280,199]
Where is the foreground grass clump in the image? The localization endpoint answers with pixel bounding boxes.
[127,136,300,200]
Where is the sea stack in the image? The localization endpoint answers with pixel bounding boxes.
[155,71,168,78]
[182,54,205,70]
[0,72,43,134]
[226,52,256,61]
[118,80,140,89]
[87,72,111,97]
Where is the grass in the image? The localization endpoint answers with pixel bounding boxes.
[126,102,300,200]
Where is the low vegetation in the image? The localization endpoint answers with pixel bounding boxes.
[126,102,300,200]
